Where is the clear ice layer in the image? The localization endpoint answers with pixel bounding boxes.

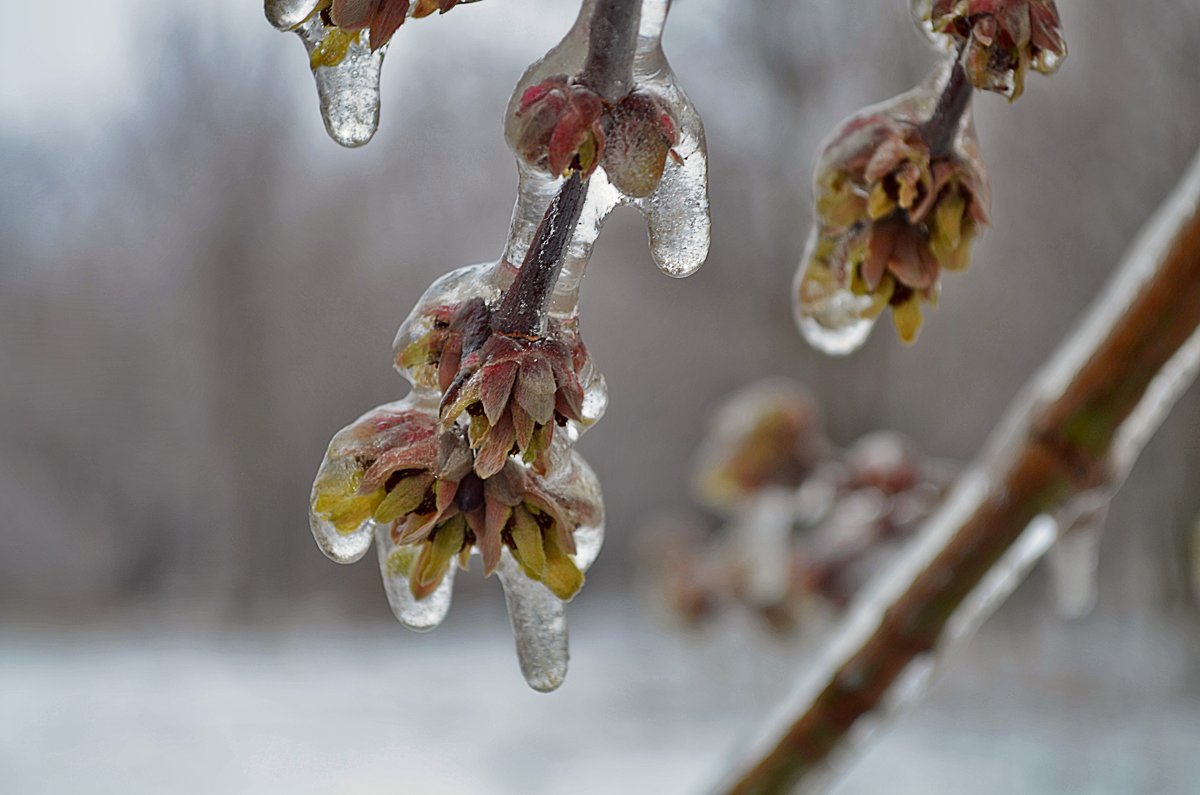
[502,0,710,301]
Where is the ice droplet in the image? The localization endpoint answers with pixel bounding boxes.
[502,0,710,297]
[294,16,386,148]
[265,0,320,31]
[310,510,375,564]
[375,524,456,631]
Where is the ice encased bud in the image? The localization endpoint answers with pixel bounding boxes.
[794,62,987,355]
[502,0,710,287]
[391,262,608,442]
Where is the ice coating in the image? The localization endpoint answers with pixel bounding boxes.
[309,388,607,657]
[793,61,985,355]
[908,0,957,52]
[502,0,710,302]
[376,523,457,631]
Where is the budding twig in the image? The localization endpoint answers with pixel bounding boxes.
[493,172,589,336]
[714,149,1200,794]
[492,0,645,338]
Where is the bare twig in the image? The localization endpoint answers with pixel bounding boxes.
[714,149,1200,794]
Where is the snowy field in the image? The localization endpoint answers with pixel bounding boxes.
[4,603,1198,794]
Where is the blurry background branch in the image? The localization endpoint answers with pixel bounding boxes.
[715,148,1200,795]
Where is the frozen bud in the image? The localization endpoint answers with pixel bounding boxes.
[600,92,679,198]
[306,0,478,64]
[694,380,829,512]
[440,329,591,478]
[311,402,600,602]
[514,76,607,178]
[924,0,1067,100]
[801,110,989,344]
[396,297,493,394]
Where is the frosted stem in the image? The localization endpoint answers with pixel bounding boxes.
[712,147,1200,794]
[580,0,642,100]
[493,173,589,337]
[920,56,971,157]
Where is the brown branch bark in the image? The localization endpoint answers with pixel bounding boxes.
[713,151,1200,794]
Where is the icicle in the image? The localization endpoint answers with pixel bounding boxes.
[264,1,388,147]
[296,16,387,148]
[500,448,604,692]
[375,524,456,631]
[629,0,711,278]
[497,554,570,692]
[501,0,710,308]
[1192,516,1200,605]
[1047,506,1106,619]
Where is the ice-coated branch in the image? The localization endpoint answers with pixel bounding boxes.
[493,0,645,336]
[715,148,1200,795]
[919,58,971,157]
[494,173,589,336]
[579,0,642,100]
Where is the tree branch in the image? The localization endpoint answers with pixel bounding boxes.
[580,0,642,100]
[713,149,1200,794]
[920,59,971,157]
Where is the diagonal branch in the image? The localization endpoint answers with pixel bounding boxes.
[713,147,1200,795]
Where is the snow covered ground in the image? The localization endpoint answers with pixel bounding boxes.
[4,602,1198,794]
